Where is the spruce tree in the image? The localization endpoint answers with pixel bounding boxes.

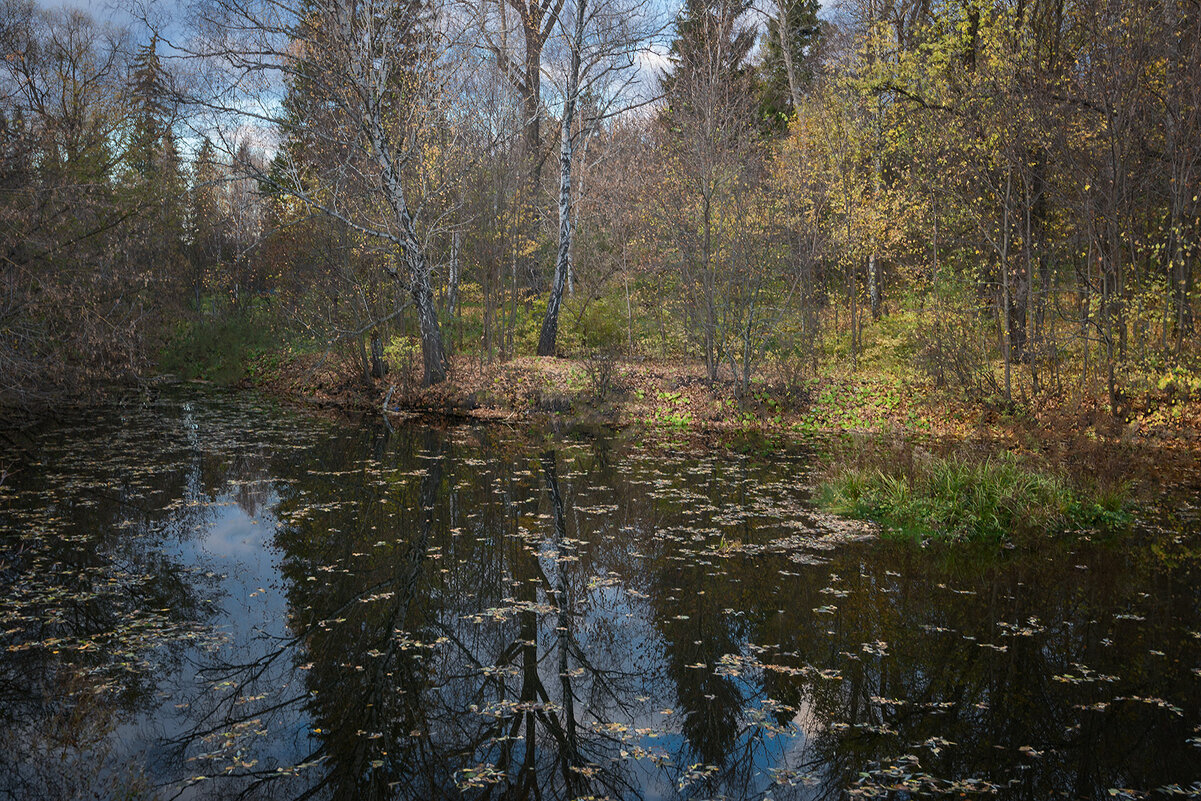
[662,0,757,110]
[758,0,821,126]
[125,35,188,309]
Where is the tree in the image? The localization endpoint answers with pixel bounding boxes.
[186,0,463,385]
[0,0,161,404]
[536,0,587,356]
[663,0,756,104]
[474,0,568,297]
[189,136,223,312]
[788,74,886,370]
[654,0,780,387]
[124,34,189,318]
[126,35,173,180]
[757,0,821,123]
[535,0,659,355]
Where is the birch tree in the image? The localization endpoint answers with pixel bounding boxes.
[473,0,566,297]
[535,0,660,356]
[183,0,464,385]
[756,0,820,121]
[655,0,764,383]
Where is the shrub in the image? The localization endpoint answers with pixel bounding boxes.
[566,294,626,354]
[159,306,280,384]
[384,335,422,386]
[582,348,619,400]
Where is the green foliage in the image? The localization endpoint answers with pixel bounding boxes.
[159,306,281,384]
[514,297,550,355]
[384,335,421,375]
[757,0,821,126]
[818,453,1131,542]
[652,390,694,429]
[566,295,626,354]
[1156,367,1201,399]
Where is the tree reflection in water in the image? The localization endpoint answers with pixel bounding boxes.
[1,392,1198,800]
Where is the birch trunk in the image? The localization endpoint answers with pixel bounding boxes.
[302,1,449,386]
[377,152,447,384]
[537,0,586,357]
[777,1,800,109]
[448,230,461,318]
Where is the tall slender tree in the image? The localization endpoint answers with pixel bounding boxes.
[189,0,456,384]
[757,0,821,123]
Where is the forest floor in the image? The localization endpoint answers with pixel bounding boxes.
[247,348,1201,464]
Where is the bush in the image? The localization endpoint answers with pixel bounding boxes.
[899,283,999,400]
[564,294,626,354]
[384,334,422,385]
[582,348,619,400]
[1156,366,1201,399]
[158,306,280,384]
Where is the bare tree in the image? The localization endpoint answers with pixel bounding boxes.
[653,0,764,383]
[535,0,661,355]
[0,0,155,404]
[179,0,472,385]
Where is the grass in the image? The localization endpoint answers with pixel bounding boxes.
[818,452,1131,542]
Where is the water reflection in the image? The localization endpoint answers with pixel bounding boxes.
[0,392,1198,800]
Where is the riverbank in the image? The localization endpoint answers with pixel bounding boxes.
[239,347,1201,523]
[246,348,1201,453]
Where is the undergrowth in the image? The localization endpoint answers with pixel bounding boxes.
[159,308,281,384]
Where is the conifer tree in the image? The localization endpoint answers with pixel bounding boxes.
[125,35,187,309]
[758,0,821,124]
[662,0,756,108]
[189,137,224,312]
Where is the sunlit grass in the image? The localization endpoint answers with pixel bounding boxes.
[818,453,1131,541]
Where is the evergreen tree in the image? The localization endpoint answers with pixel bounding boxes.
[127,36,174,180]
[661,0,757,113]
[757,0,821,127]
[124,35,188,309]
[189,137,224,311]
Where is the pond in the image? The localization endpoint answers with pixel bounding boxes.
[0,390,1198,800]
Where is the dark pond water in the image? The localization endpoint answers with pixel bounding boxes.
[1,391,1199,800]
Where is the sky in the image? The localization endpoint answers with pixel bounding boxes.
[61,0,830,33]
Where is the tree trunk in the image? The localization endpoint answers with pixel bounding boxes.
[370,329,386,379]
[364,92,448,385]
[357,334,370,381]
[868,146,882,320]
[521,28,545,294]
[1000,169,1013,406]
[537,0,585,357]
[448,230,460,319]
[778,0,801,109]
[868,252,881,320]
[412,265,448,385]
[396,237,447,385]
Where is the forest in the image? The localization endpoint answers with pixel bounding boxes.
[4,2,1201,797]
[1,0,1199,431]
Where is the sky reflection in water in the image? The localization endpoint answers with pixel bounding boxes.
[0,390,1198,800]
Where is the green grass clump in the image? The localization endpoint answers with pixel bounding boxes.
[818,453,1129,541]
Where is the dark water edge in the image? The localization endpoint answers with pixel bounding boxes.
[0,388,1198,801]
